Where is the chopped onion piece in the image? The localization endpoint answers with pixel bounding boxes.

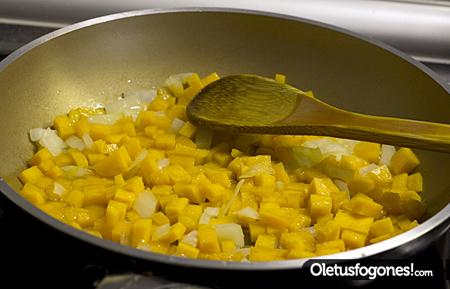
[61,166,93,177]
[181,230,198,247]
[195,127,213,149]
[133,189,157,218]
[152,223,170,241]
[380,144,396,166]
[235,207,259,220]
[39,128,67,156]
[82,133,94,150]
[164,73,194,95]
[157,158,170,170]
[53,182,65,197]
[359,163,379,176]
[88,113,121,125]
[29,128,46,142]
[333,179,349,193]
[215,223,245,248]
[169,118,185,134]
[221,179,245,216]
[65,136,85,151]
[303,138,351,161]
[199,207,220,224]
[104,98,128,115]
[128,149,149,171]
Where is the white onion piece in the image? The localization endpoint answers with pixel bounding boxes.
[82,133,94,150]
[128,149,148,172]
[39,128,67,156]
[181,230,198,247]
[88,114,121,125]
[222,179,245,216]
[65,136,85,151]
[53,182,65,197]
[359,163,379,176]
[333,179,349,193]
[29,128,46,142]
[61,166,93,177]
[199,207,220,224]
[164,73,194,95]
[303,138,351,161]
[152,223,170,241]
[235,207,259,221]
[380,144,396,166]
[157,158,170,170]
[133,189,157,218]
[169,118,185,134]
[215,223,245,248]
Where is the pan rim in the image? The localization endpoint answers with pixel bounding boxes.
[0,7,449,271]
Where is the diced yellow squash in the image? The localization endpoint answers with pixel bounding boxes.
[341,229,367,249]
[90,124,112,141]
[391,173,408,190]
[175,242,200,258]
[169,155,196,169]
[165,165,192,184]
[309,177,339,196]
[391,148,420,175]
[74,117,90,138]
[30,148,53,166]
[178,122,197,139]
[20,183,47,205]
[407,172,423,192]
[123,176,145,194]
[309,194,332,218]
[112,222,133,245]
[280,231,315,251]
[334,211,374,235]
[259,207,297,229]
[165,197,189,223]
[347,175,375,196]
[183,73,204,100]
[254,173,276,188]
[255,234,277,248]
[114,188,135,209]
[151,212,170,226]
[68,149,89,167]
[366,165,392,185]
[53,114,75,139]
[106,200,128,226]
[198,225,221,253]
[83,184,107,206]
[370,217,395,237]
[249,247,287,261]
[331,190,350,214]
[288,213,312,232]
[157,222,187,243]
[46,165,64,179]
[19,166,44,184]
[132,219,153,247]
[93,146,132,177]
[123,137,141,160]
[173,183,203,204]
[199,180,227,202]
[274,73,286,84]
[220,239,236,253]
[154,134,176,150]
[65,190,84,207]
[350,194,383,218]
[315,220,340,242]
[54,153,75,166]
[201,72,220,86]
[353,142,380,163]
[315,239,345,255]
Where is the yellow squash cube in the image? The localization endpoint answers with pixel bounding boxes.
[407,172,423,192]
[255,234,278,248]
[391,148,420,175]
[309,194,332,218]
[132,219,153,247]
[353,142,380,163]
[370,217,395,237]
[19,166,44,184]
[93,146,132,177]
[112,222,133,245]
[175,242,200,258]
[341,229,367,249]
[198,225,221,253]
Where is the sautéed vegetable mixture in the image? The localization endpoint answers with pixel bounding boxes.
[18,73,425,261]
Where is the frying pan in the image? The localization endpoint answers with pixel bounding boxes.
[0,7,449,285]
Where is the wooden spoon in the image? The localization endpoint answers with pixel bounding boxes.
[187,74,450,153]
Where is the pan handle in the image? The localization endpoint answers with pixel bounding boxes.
[95,273,213,289]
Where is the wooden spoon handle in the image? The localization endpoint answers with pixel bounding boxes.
[308,110,450,153]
